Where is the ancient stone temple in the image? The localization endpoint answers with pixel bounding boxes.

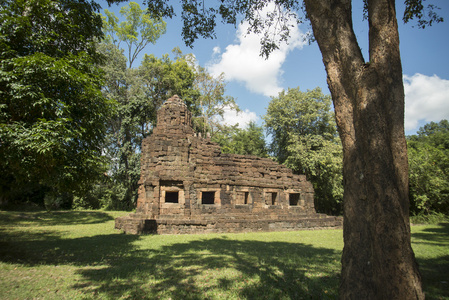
[115,95,342,234]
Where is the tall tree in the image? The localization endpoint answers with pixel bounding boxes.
[192,65,238,136]
[0,0,112,205]
[103,0,444,298]
[97,2,169,208]
[98,42,145,208]
[139,51,200,126]
[264,87,343,215]
[103,1,166,68]
[302,2,425,298]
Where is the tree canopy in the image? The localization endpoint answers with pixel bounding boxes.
[212,122,268,158]
[103,0,443,57]
[102,1,166,68]
[407,120,449,215]
[0,0,112,205]
[264,87,343,214]
[192,64,238,136]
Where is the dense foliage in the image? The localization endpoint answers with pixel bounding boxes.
[212,122,269,158]
[408,120,449,215]
[0,0,112,207]
[264,87,343,215]
[102,1,166,68]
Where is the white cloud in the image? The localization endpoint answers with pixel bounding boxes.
[212,46,221,55]
[219,106,258,129]
[207,5,306,97]
[404,73,449,132]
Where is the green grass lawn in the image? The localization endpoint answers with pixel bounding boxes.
[0,210,447,300]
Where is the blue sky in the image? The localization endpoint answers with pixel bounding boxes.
[99,1,449,135]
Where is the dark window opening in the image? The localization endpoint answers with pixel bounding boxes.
[166,191,179,203]
[265,192,277,205]
[244,192,249,204]
[202,191,215,204]
[271,192,277,205]
[289,193,300,206]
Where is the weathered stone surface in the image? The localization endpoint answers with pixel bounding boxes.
[115,95,342,234]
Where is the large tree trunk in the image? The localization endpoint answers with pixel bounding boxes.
[303,0,424,298]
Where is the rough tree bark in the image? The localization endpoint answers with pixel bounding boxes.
[303,0,424,298]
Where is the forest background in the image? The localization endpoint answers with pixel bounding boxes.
[0,0,448,220]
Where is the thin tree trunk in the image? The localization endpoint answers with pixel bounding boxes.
[303,0,424,298]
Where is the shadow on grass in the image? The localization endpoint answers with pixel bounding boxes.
[412,223,449,300]
[1,225,341,299]
[412,223,449,246]
[84,237,342,299]
[3,218,447,299]
[0,210,113,226]
[418,254,449,300]
[0,229,140,266]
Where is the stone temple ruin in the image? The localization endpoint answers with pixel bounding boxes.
[115,95,342,234]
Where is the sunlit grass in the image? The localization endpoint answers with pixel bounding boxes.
[0,210,447,299]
